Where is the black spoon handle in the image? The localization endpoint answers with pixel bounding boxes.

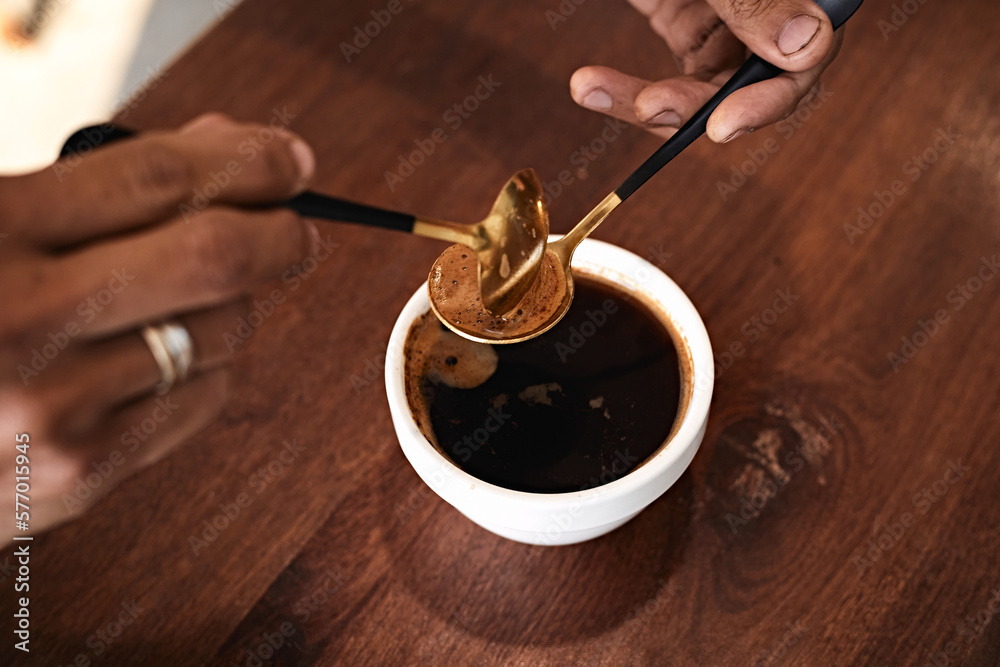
[59,125,417,233]
[614,0,863,202]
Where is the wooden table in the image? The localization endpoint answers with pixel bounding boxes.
[5,0,1000,664]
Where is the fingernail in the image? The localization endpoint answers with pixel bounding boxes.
[722,127,754,143]
[777,14,820,56]
[646,109,682,127]
[581,88,613,111]
[287,136,315,187]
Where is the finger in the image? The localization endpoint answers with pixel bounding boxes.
[571,0,744,138]
[14,206,318,338]
[705,0,835,72]
[632,71,737,131]
[30,369,231,530]
[706,28,842,142]
[99,368,231,472]
[14,300,250,438]
[629,0,745,75]
[570,66,650,124]
[570,67,679,140]
[1,112,316,248]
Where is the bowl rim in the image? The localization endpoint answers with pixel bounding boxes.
[384,237,714,523]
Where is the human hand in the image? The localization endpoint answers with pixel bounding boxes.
[0,113,318,536]
[570,0,843,142]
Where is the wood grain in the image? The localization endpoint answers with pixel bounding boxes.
[3,0,1000,665]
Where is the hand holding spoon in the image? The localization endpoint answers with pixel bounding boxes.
[430,0,864,344]
[59,126,550,317]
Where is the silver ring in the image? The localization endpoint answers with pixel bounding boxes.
[141,321,194,395]
[160,321,194,382]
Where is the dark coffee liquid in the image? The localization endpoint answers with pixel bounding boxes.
[406,276,684,494]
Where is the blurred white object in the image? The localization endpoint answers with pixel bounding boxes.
[0,0,236,175]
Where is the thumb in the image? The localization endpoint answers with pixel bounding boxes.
[707,0,835,72]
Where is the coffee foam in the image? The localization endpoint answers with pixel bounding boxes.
[403,311,498,446]
[427,244,566,340]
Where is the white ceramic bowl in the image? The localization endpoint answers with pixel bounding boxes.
[385,238,714,545]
